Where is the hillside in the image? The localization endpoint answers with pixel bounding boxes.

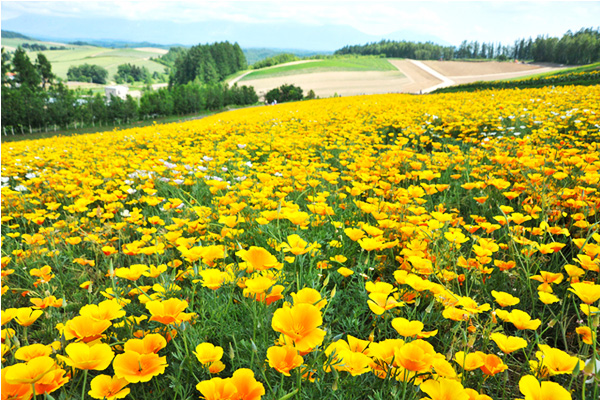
[1,36,169,81]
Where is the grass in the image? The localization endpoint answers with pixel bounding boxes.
[2,37,168,80]
[504,61,600,81]
[239,57,399,81]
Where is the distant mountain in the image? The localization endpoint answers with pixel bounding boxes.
[1,14,451,51]
[1,30,32,39]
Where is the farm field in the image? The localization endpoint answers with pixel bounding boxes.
[238,59,571,97]
[1,37,168,81]
[1,85,600,399]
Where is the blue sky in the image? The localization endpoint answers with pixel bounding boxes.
[2,1,599,47]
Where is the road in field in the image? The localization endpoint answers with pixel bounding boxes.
[230,59,572,98]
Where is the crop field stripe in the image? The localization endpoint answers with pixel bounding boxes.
[240,58,398,80]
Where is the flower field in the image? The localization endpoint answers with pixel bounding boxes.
[1,85,600,399]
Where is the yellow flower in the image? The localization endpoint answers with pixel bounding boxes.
[88,375,130,400]
[420,378,470,400]
[13,307,43,327]
[194,343,224,365]
[569,282,600,304]
[4,356,56,384]
[337,267,354,277]
[271,303,325,353]
[266,345,303,376]
[518,375,570,400]
[491,290,520,307]
[145,298,195,325]
[59,342,114,371]
[112,351,168,383]
[489,333,527,354]
[575,326,595,345]
[535,344,584,376]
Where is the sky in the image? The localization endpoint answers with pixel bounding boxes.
[2,1,599,48]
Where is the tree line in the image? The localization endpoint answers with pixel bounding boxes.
[1,43,258,134]
[168,41,246,85]
[335,27,600,65]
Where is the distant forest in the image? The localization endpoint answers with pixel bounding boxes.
[158,41,246,85]
[1,41,257,133]
[335,27,600,65]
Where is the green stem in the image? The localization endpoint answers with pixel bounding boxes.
[81,370,88,400]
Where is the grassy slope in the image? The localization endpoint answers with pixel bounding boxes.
[504,61,600,81]
[1,38,167,80]
[240,57,398,81]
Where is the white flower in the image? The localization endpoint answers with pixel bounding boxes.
[237,144,247,149]
[14,185,28,192]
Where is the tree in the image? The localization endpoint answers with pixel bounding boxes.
[36,53,54,89]
[67,64,108,84]
[265,84,304,104]
[12,47,41,88]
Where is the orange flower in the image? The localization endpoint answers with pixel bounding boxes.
[236,246,280,272]
[88,375,130,400]
[230,368,265,400]
[395,339,437,372]
[266,345,303,376]
[575,326,595,345]
[34,368,69,396]
[271,303,325,353]
[123,333,167,354]
[63,315,111,343]
[112,351,168,383]
[1,368,33,399]
[196,377,238,400]
[480,353,508,376]
[30,295,63,309]
[145,298,195,325]
[59,342,114,371]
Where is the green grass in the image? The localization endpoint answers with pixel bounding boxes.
[504,62,600,81]
[2,38,168,81]
[239,57,398,81]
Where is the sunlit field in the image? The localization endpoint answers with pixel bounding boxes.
[1,85,599,400]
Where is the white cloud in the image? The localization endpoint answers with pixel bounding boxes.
[2,1,599,45]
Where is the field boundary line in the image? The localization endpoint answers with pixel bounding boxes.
[408,59,455,92]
